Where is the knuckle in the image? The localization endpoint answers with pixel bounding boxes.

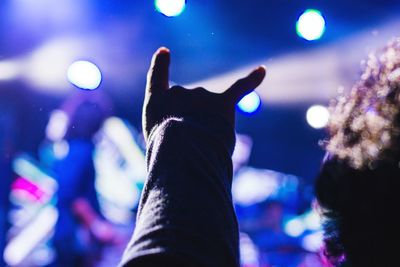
[170,85,185,91]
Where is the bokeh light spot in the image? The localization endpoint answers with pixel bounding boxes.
[155,0,186,17]
[306,105,330,129]
[67,61,102,90]
[237,91,261,114]
[296,9,326,41]
[284,218,305,237]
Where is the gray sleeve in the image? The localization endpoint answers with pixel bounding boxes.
[120,116,239,267]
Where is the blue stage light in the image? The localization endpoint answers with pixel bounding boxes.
[296,9,326,41]
[67,61,102,90]
[237,91,261,114]
[155,0,186,17]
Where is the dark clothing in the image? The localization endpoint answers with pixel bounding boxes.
[0,102,17,267]
[52,139,100,267]
[0,160,12,267]
[54,140,99,239]
[120,116,240,267]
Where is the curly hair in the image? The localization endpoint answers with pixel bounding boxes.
[316,38,400,267]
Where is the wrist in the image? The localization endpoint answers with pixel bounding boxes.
[148,114,236,156]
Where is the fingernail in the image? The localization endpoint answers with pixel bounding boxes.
[257,65,267,72]
[158,47,170,54]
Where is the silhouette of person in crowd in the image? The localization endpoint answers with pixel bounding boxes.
[316,38,400,267]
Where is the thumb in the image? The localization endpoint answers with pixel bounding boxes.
[225,66,266,103]
[146,47,171,94]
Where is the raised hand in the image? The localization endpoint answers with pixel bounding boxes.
[143,47,266,142]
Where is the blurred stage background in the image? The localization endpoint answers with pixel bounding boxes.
[1,0,400,266]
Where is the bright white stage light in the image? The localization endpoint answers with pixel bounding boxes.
[45,110,69,142]
[67,61,102,90]
[303,210,321,231]
[306,105,329,129]
[302,231,324,252]
[232,168,279,206]
[296,9,326,41]
[4,206,58,266]
[94,117,147,223]
[284,218,305,237]
[237,91,261,114]
[155,0,186,17]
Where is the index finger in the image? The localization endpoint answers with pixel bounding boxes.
[146,47,171,94]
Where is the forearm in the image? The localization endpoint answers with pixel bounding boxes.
[120,116,239,267]
[121,46,265,267]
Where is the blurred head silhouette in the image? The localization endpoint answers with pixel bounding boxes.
[61,91,112,141]
[316,38,400,267]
